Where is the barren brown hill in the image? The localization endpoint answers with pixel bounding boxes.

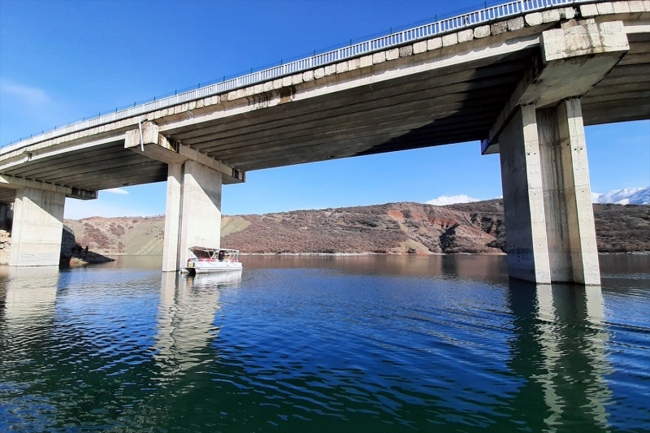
[59,200,649,257]
[64,216,166,256]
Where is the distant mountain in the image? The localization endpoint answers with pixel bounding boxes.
[54,200,650,258]
[592,186,650,205]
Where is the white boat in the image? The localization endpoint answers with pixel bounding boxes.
[184,246,243,275]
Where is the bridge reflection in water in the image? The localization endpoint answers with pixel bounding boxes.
[154,271,242,383]
[507,280,611,432]
[0,259,631,430]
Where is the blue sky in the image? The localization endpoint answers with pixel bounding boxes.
[1,0,648,219]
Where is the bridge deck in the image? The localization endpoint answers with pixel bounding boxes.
[0,2,648,205]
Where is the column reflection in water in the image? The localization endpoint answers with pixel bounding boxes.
[508,280,612,432]
[2,267,60,340]
[0,267,61,430]
[154,271,242,384]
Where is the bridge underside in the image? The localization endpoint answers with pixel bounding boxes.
[0,5,648,282]
[1,22,647,196]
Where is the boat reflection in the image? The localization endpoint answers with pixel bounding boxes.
[184,269,242,289]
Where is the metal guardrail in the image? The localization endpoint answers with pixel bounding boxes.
[3,0,601,151]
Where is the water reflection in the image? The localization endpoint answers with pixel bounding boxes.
[0,267,60,334]
[507,280,612,432]
[242,254,509,282]
[154,271,241,382]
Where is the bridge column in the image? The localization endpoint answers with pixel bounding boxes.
[499,99,599,285]
[125,121,244,272]
[163,160,223,272]
[162,163,182,272]
[9,187,65,267]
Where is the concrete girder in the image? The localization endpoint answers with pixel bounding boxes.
[170,59,528,144]
[0,174,97,200]
[124,121,245,184]
[182,74,520,151]
[156,34,541,136]
[0,135,123,174]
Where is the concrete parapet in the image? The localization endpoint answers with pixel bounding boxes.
[560,7,576,19]
[597,2,616,14]
[359,55,373,68]
[302,70,314,81]
[542,9,561,23]
[613,1,632,13]
[324,64,336,76]
[413,40,427,53]
[399,45,413,57]
[427,37,442,50]
[525,12,544,27]
[458,29,474,43]
[474,25,490,38]
[580,4,599,17]
[507,17,525,31]
[442,32,458,47]
[491,21,508,35]
[386,48,400,61]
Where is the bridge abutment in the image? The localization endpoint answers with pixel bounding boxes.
[499,99,599,285]
[9,187,66,267]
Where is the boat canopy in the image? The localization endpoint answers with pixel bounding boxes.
[188,246,240,260]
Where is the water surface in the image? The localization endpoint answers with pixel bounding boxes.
[1,255,648,432]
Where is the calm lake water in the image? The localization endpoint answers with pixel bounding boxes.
[0,254,648,433]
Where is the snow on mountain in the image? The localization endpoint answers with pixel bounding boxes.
[627,187,650,205]
[591,186,650,205]
[426,195,479,206]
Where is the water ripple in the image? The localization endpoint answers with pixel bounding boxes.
[1,257,649,432]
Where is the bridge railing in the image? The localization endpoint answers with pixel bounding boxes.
[3,0,601,151]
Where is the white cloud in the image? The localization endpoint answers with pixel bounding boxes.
[426,194,479,206]
[64,198,157,220]
[104,188,129,195]
[0,80,50,106]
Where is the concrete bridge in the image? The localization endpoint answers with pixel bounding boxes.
[1,0,648,284]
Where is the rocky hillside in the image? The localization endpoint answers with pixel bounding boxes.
[64,216,166,256]
[59,200,649,256]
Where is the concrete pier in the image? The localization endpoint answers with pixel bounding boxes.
[499,100,600,285]
[125,122,233,272]
[9,187,65,267]
[164,161,223,272]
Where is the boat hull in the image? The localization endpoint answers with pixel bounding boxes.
[185,261,243,275]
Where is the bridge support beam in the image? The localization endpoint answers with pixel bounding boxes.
[499,99,599,285]
[162,160,223,272]
[9,187,66,267]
